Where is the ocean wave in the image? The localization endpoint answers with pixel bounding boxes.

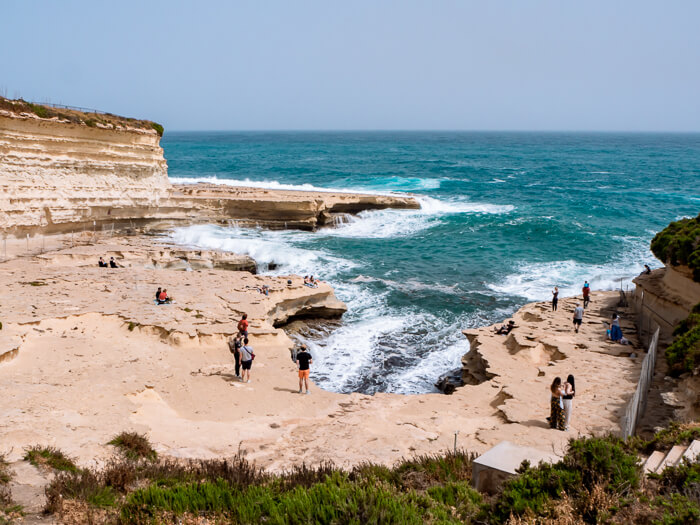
[487,238,652,301]
[416,196,515,215]
[373,176,443,191]
[169,176,388,195]
[169,225,355,277]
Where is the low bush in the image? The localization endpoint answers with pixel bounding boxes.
[651,213,700,281]
[151,122,164,136]
[121,473,458,525]
[23,446,77,472]
[666,303,700,376]
[491,436,641,523]
[108,432,157,461]
[634,421,700,455]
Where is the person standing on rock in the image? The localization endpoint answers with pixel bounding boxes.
[549,377,566,431]
[582,281,590,308]
[228,333,243,379]
[239,337,254,383]
[237,314,249,337]
[573,303,584,333]
[295,344,313,395]
[562,374,575,431]
[552,287,559,311]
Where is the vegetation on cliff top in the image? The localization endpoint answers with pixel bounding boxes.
[0,96,163,136]
[651,213,700,282]
[665,301,700,376]
[42,427,700,524]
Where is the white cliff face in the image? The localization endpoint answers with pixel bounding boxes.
[0,112,170,233]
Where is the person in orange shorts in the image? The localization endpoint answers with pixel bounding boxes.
[295,344,313,395]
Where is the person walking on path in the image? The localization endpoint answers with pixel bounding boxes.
[239,337,254,383]
[228,333,243,379]
[237,314,249,337]
[552,287,559,311]
[573,304,584,333]
[562,374,575,431]
[549,377,566,431]
[582,281,590,308]
[295,344,313,394]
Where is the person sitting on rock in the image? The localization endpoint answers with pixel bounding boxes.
[98,257,107,268]
[155,287,162,302]
[109,257,118,268]
[495,320,516,335]
[157,289,172,304]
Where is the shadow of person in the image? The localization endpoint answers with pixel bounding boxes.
[520,419,551,429]
[273,386,301,394]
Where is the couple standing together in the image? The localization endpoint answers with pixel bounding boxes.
[229,314,254,383]
[549,375,575,431]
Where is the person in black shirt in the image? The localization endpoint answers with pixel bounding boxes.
[109,257,118,268]
[98,257,107,267]
[295,344,313,395]
[228,333,243,379]
[155,287,162,302]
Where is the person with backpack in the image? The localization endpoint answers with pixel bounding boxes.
[228,333,243,379]
[582,281,591,308]
[295,344,313,395]
[239,337,254,383]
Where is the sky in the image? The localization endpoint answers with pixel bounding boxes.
[1,1,699,132]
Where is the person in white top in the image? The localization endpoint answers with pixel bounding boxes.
[572,304,584,333]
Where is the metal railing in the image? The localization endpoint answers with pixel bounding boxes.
[621,327,660,440]
[24,100,113,115]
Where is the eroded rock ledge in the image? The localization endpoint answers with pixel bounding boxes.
[0,110,420,235]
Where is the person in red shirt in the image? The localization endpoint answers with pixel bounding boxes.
[237,313,249,337]
[582,281,590,309]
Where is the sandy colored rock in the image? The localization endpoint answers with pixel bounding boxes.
[0,237,647,474]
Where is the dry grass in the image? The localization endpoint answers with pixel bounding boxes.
[0,96,162,135]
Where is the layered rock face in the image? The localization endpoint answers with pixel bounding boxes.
[0,110,419,235]
[169,184,420,230]
[632,266,700,343]
[0,112,169,234]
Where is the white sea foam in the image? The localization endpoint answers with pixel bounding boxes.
[416,196,515,215]
[487,238,651,302]
[169,224,355,277]
[169,176,387,195]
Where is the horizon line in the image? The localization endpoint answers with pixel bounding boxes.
[162,129,700,134]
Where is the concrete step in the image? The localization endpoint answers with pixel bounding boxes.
[643,450,665,474]
[655,445,686,473]
[682,440,700,464]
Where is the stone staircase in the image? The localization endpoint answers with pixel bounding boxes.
[642,439,700,474]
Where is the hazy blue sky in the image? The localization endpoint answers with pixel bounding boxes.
[2,1,699,131]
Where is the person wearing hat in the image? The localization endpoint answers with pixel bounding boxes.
[295,344,313,395]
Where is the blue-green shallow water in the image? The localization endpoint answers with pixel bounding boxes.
[162,132,700,394]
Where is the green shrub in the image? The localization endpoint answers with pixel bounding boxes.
[24,446,77,472]
[108,432,157,462]
[491,436,641,523]
[151,122,164,136]
[84,118,97,128]
[651,213,700,281]
[26,102,51,119]
[657,461,700,492]
[666,304,700,376]
[636,421,700,455]
[653,492,700,525]
[563,435,641,492]
[86,486,117,508]
[121,473,460,525]
[492,461,580,521]
[427,481,483,521]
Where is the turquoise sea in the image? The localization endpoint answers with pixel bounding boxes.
[162,132,700,394]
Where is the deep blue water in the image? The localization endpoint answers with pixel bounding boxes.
[161,132,700,394]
